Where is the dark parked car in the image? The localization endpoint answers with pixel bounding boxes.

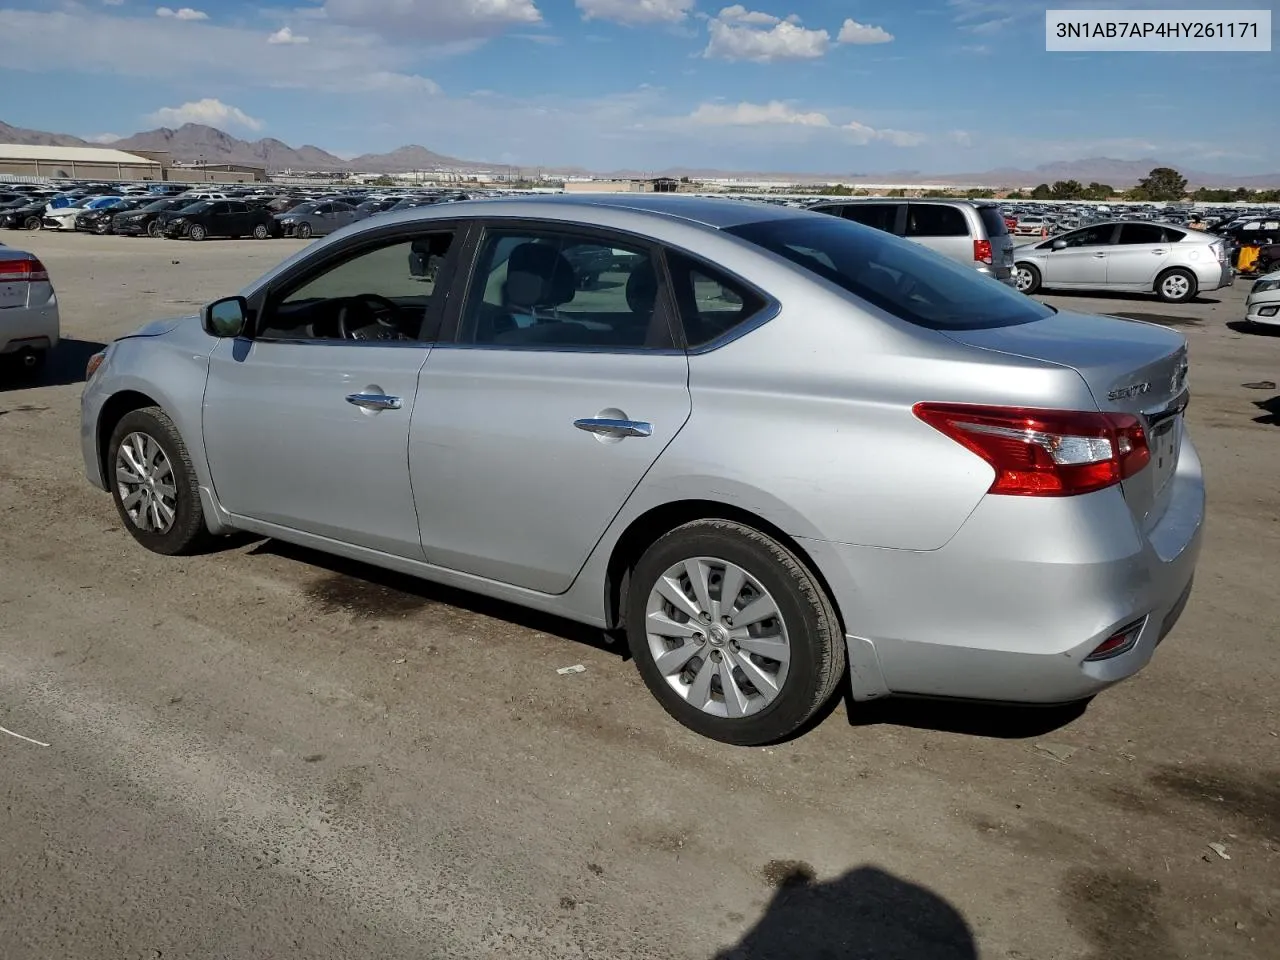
[112,198,197,237]
[162,200,277,240]
[2,199,53,231]
[75,197,152,234]
[274,200,358,238]
[354,197,402,220]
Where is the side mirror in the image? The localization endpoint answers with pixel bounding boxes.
[1051,239,1068,251]
[202,295,249,338]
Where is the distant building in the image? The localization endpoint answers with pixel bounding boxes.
[564,178,680,194]
[168,161,267,184]
[0,144,164,181]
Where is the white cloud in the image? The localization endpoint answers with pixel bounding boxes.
[148,98,265,131]
[267,26,309,44]
[948,130,973,147]
[86,132,122,143]
[322,0,541,42]
[717,4,780,25]
[575,0,692,25]
[0,10,439,96]
[691,100,832,127]
[704,8,829,62]
[156,6,209,20]
[837,19,892,44]
[844,119,926,147]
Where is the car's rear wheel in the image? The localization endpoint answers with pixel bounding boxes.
[1156,268,1197,303]
[23,215,41,230]
[188,224,207,241]
[252,223,269,240]
[625,519,845,745]
[297,222,313,239]
[146,220,162,238]
[1014,263,1041,294]
[107,407,210,556]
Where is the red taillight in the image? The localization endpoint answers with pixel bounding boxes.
[1085,619,1146,661]
[973,239,993,264]
[913,403,1151,497]
[0,257,49,282]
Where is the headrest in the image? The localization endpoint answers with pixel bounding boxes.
[625,259,658,315]
[505,242,576,309]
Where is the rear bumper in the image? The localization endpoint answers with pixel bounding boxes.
[803,436,1205,704]
[0,299,61,355]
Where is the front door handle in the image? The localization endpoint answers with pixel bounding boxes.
[574,418,652,438]
[347,393,402,411]
[1092,253,1107,258]
[1151,249,1168,254]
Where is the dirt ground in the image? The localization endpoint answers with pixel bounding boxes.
[1,230,1277,960]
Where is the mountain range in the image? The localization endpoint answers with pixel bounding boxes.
[2,120,1278,188]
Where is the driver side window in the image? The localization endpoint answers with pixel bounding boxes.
[258,230,455,342]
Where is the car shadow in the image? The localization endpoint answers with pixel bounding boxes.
[1251,396,1280,426]
[1227,320,1280,337]
[713,864,977,960]
[246,538,626,660]
[1044,289,1221,306]
[846,693,1089,740]
[0,337,107,392]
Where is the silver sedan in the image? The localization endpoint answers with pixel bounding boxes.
[80,196,1204,744]
[1013,220,1233,303]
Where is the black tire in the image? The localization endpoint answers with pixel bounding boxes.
[188,224,207,241]
[107,407,211,556]
[1156,267,1197,304]
[625,519,846,746]
[24,215,41,231]
[297,222,313,239]
[147,220,162,238]
[252,223,270,240]
[1014,262,1041,295]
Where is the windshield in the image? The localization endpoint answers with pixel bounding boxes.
[177,201,210,214]
[727,216,1053,331]
[289,202,319,214]
[142,199,179,212]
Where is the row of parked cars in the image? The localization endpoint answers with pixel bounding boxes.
[0,183,473,241]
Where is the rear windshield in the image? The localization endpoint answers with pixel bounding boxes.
[978,206,1008,237]
[727,216,1053,331]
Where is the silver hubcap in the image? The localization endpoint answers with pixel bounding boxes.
[1014,267,1034,291]
[115,432,178,533]
[645,557,791,719]
[1163,275,1189,299]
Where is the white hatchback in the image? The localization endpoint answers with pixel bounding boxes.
[0,247,59,372]
[1245,271,1280,328]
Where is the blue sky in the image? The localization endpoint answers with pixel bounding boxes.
[0,0,1275,173]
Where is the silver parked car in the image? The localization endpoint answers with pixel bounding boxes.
[274,200,359,239]
[1013,221,1233,303]
[1,244,59,371]
[810,198,1016,286]
[80,197,1204,744]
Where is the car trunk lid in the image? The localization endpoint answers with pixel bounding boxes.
[944,310,1189,529]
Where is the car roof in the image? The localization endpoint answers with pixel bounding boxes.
[378,194,805,231]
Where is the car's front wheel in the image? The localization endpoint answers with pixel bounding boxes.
[626,519,846,745]
[188,224,207,241]
[1014,263,1041,294]
[252,223,270,240]
[147,220,162,238]
[107,407,210,556]
[297,222,313,239]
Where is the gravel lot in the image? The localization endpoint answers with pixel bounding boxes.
[2,231,1277,960]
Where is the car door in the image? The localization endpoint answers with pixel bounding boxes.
[1106,223,1179,288]
[225,201,251,236]
[202,225,462,558]
[904,203,972,266]
[409,223,692,594]
[333,203,358,230]
[1039,223,1116,286]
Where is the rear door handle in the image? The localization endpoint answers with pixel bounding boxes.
[1152,249,1168,254]
[574,418,652,438]
[346,393,402,411]
[1092,253,1107,258]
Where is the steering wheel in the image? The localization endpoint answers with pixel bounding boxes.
[337,293,402,340]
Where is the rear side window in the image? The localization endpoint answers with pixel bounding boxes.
[728,217,1052,331]
[841,203,899,234]
[1118,223,1173,245]
[977,206,1008,237]
[906,205,969,238]
[665,251,767,348]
